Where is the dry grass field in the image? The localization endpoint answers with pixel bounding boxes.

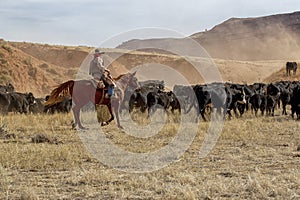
[0,109,299,199]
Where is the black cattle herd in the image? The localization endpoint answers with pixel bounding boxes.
[123,79,300,121]
[0,83,72,115]
[0,77,300,121]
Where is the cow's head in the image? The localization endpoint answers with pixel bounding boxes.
[235,89,247,104]
[26,92,36,105]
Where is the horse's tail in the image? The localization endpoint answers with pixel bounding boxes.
[45,80,74,106]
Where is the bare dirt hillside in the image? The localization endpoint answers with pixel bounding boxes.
[0,39,287,97]
[118,11,300,61]
[0,40,78,96]
[107,51,284,84]
[215,59,285,83]
[11,42,91,69]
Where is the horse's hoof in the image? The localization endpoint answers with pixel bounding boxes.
[79,126,88,130]
[72,125,77,130]
[71,121,76,130]
[118,125,124,129]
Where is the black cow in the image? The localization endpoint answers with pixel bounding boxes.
[128,84,161,114]
[144,90,180,116]
[167,91,181,114]
[227,87,247,119]
[251,82,266,95]
[191,83,228,121]
[250,93,263,116]
[260,95,267,116]
[0,83,15,93]
[146,90,171,116]
[286,62,297,76]
[7,92,35,114]
[280,87,292,115]
[227,83,250,117]
[267,83,281,96]
[128,90,148,113]
[0,92,11,114]
[290,85,300,119]
[266,95,277,116]
[193,84,212,121]
[173,84,196,114]
[29,97,45,114]
[267,83,281,110]
[230,84,253,115]
[44,96,72,114]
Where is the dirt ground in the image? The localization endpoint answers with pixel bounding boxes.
[0,111,299,199]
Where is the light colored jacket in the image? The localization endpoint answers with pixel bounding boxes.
[89,56,105,76]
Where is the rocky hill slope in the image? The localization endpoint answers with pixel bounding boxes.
[0,38,287,97]
[118,11,300,61]
[0,40,78,96]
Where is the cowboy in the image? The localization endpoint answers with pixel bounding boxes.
[89,49,115,97]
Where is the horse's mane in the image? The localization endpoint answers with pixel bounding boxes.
[45,80,74,106]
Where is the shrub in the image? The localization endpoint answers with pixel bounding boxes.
[39,63,49,69]
[0,58,8,65]
[46,68,58,75]
[31,133,59,144]
[28,66,37,79]
[1,69,9,75]
[23,57,32,66]
[1,45,13,54]
[0,74,11,83]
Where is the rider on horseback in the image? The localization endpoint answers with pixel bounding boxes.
[89,49,115,98]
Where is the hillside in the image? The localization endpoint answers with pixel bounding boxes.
[117,11,300,61]
[0,39,288,97]
[10,42,91,69]
[0,40,78,96]
[104,51,285,85]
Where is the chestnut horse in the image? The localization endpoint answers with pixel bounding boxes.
[45,72,139,129]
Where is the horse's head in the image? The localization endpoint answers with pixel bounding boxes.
[116,71,139,90]
[128,71,139,89]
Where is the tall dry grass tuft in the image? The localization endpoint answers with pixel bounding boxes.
[20,189,39,200]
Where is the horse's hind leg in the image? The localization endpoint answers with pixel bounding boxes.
[71,108,78,129]
[101,103,115,126]
[71,120,77,129]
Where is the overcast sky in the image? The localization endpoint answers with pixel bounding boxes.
[0,0,299,47]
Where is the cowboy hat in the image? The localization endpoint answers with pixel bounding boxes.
[94,49,105,54]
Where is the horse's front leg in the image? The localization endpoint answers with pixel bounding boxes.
[72,107,78,129]
[114,102,123,129]
[72,106,87,130]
